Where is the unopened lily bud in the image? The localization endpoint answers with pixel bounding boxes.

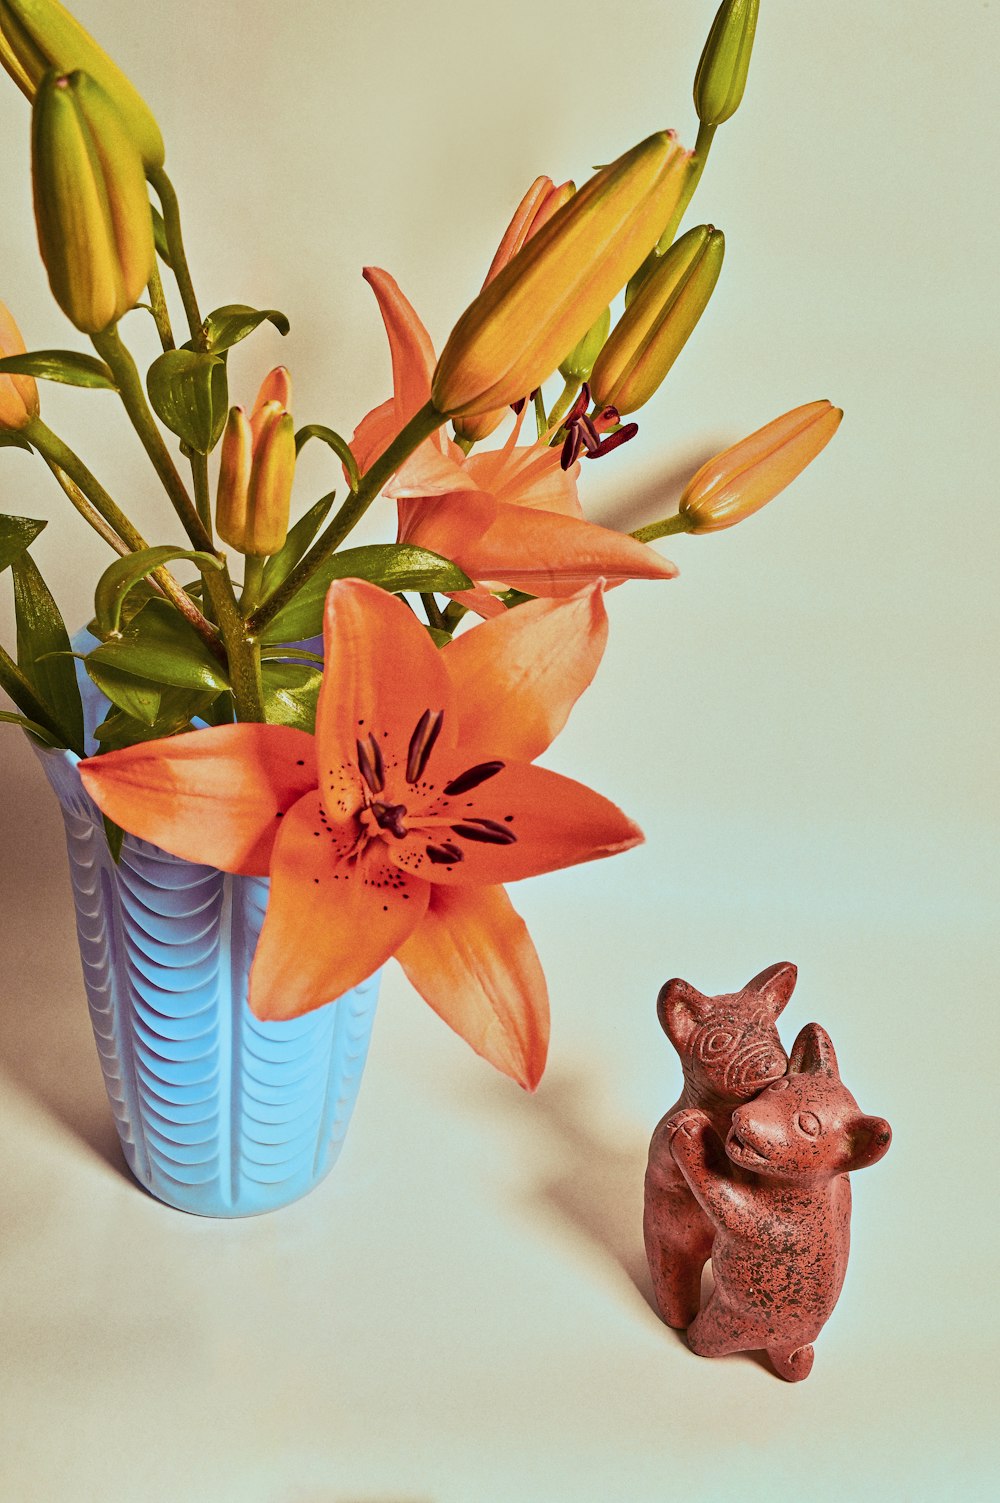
[433,131,691,419]
[453,176,575,444]
[0,0,164,168]
[32,69,154,333]
[693,0,759,127]
[590,225,724,415]
[0,301,39,430]
[216,371,296,556]
[560,306,611,385]
[678,400,842,533]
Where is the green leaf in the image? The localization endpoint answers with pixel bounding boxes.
[146,349,229,453]
[262,545,472,644]
[85,660,162,726]
[425,626,452,649]
[93,684,219,751]
[103,814,125,863]
[0,709,62,747]
[0,350,117,390]
[87,597,230,693]
[11,553,85,755]
[294,423,360,492]
[151,205,173,268]
[260,495,334,597]
[201,304,290,354]
[258,644,323,664]
[261,662,323,733]
[0,514,47,574]
[93,546,223,637]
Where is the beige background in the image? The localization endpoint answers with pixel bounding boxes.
[1,2,996,1499]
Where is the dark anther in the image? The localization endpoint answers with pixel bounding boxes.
[356,732,385,793]
[510,395,526,415]
[451,818,518,845]
[426,841,464,865]
[442,761,505,795]
[406,708,444,784]
[591,421,639,458]
[371,801,408,839]
[560,425,583,471]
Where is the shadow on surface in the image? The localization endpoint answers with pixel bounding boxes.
[585,441,724,535]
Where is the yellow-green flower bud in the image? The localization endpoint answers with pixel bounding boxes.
[559,306,611,385]
[1,0,161,167]
[31,70,155,334]
[0,0,164,169]
[432,131,691,419]
[590,225,724,415]
[678,400,842,532]
[693,0,759,127]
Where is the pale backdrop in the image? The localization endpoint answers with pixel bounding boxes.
[0,2,996,1500]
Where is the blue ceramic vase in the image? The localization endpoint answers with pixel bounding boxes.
[32,651,380,1218]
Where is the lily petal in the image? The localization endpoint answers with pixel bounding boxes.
[249,789,429,1020]
[396,883,549,1089]
[443,585,609,762]
[389,758,644,886]
[464,438,584,519]
[79,725,318,877]
[316,579,457,817]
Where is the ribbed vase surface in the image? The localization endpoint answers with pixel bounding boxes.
[37,746,380,1217]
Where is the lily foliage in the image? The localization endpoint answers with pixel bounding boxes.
[0,0,840,1083]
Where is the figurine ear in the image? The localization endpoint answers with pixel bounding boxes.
[748,961,797,1018]
[788,1022,840,1078]
[846,1115,892,1171]
[657,978,713,1046]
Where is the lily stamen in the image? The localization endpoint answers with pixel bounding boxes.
[406,708,444,784]
[442,761,505,795]
[356,732,385,793]
[451,818,518,845]
[371,801,408,838]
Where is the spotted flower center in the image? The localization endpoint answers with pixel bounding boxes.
[350,709,516,867]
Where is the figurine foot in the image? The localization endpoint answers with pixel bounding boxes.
[768,1343,814,1382]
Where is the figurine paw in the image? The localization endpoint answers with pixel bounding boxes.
[666,1108,710,1142]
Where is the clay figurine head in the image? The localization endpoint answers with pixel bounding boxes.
[657,961,796,1106]
[726,1022,892,1182]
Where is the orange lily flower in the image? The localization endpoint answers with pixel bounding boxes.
[79,579,642,1089]
[350,268,677,613]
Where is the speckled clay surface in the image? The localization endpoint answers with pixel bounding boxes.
[667,1021,892,1380]
[643,963,795,1328]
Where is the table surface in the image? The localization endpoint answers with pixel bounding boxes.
[1,4,996,1500]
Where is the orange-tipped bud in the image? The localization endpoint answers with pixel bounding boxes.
[216,372,296,556]
[433,131,691,420]
[0,301,39,430]
[590,224,724,415]
[453,177,575,444]
[0,0,164,168]
[678,400,843,533]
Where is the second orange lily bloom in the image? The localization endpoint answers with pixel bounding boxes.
[350,267,677,615]
[80,578,643,1090]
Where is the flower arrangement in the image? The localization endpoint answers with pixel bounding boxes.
[0,0,840,1092]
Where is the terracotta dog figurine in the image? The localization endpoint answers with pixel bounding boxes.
[667,1021,892,1381]
[643,963,796,1329]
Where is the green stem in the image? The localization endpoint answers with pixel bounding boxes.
[532,386,547,440]
[202,564,265,722]
[546,377,580,432]
[630,513,694,543]
[189,449,214,539]
[26,418,223,656]
[147,262,176,352]
[453,431,474,456]
[420,593,445,632]
[249,399,446,637]
[148,166,204,346]
[442,600,468,632]
[91,326,214,551]
[655,120,716,255]
[239,555,266,615]
[42,459,130,556]
[0,641,71,746]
